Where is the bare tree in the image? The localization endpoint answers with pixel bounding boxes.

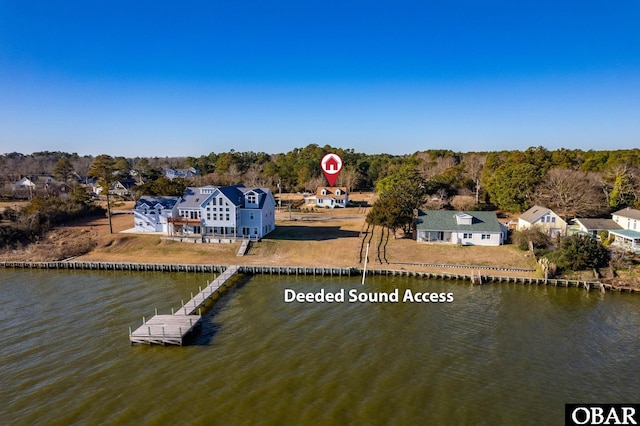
[243,163,265,187]
[337,167,360,192]
[533,168,607,219]
[463,153,486,204]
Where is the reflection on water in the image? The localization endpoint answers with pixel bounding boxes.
[0,270,638,425]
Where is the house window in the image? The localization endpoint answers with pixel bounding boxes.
[250,212,254,220]
[463,233,471,239]
[551,217,556,223]
[213,214,217,220]
[207,214,211,220]
[212,198,216,205]
[247,194,256,204]
[226,214,230,221]
[481,234,491,240]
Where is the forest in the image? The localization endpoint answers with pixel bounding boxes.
[1,145,640,218]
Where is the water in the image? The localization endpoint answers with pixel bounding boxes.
[1,270,638,425]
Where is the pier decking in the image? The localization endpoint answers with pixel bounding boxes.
[129,265,240,345]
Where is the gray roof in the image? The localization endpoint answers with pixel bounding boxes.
[135,196,180,210]
[177,185,273,210]
[612,208,640,221]
[178,186,219,209]
[518,205,553,224]
[573,218,621,231]
[415,210,503,232]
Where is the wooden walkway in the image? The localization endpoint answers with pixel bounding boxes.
[129,265,240,345]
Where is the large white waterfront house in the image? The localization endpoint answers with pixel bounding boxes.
[134,185,276,241]
[158,185,276,241]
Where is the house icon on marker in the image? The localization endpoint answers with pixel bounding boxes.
[324,156,340,172]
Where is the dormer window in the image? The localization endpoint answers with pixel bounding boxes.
[247,194,257,204]
[321,189,328,195]
[335,189,342,195]
[455,213,473,226]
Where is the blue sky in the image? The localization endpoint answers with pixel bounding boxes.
[1,0,639,157]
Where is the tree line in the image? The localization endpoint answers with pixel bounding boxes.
[2,145,639,217]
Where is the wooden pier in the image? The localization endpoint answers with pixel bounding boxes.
[129,265,240,345]
[129,315,201,346]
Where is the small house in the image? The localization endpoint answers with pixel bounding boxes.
[609,208,640,253]
[570,218,621,238]
[517,205,567,237]
[315,187,348,209]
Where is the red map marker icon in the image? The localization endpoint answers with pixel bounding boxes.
[321,153,343,187]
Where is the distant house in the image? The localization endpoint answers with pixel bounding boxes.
[12,177,36,191]
[45,181,74,199]
[517,205,567,237]
[109,178,137,197]
[134,196,180,233]
[165,167,199,180]
[609,208,640,253]
[570,218,621,238]
[162,184,276,241]
[315,187,348,209]
[415,210,507,246]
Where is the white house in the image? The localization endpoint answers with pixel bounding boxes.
[12,177,36,190]
[570,218,621,238]
[609,207,640,253]
[517,205,567,237]
[167,185,276,241]
[415,210,507,246]
[165,167,199,180]
[134,196,180,233]
[315,187,348,208]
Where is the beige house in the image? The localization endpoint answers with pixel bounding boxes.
[517,205,567,237]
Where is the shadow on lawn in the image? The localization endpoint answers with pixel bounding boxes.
[265,225,360,241]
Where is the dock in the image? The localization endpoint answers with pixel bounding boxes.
[129,265,240,345]
[129,315,201,346]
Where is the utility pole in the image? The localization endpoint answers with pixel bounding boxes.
[278,178,282,211]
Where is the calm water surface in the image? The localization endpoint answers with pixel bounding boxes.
[0,269,638,425]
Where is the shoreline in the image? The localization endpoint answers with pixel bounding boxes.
[3,260,638,293]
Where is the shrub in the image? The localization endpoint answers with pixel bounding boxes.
[512,228,551,251]
[552,234,610,271]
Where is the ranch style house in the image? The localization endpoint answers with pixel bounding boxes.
[415,210,507,246]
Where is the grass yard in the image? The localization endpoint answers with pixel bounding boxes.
[1,195,539,277]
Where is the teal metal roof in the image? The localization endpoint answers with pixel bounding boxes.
[415,210,503,232]
[609,229,640,239]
